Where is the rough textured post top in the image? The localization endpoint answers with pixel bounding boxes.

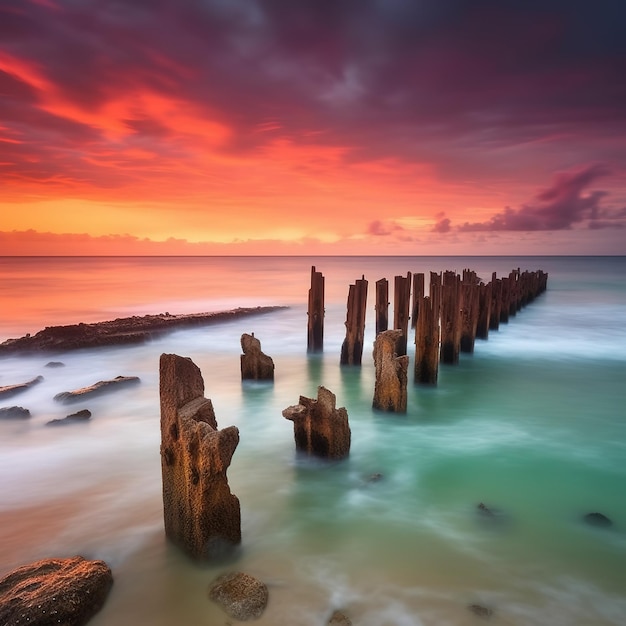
[160,353,205,413]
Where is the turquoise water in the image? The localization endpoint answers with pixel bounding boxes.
[0,256,625,625]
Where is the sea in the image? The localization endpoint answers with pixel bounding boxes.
[0,255,625,626]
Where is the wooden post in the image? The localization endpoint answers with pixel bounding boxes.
[373,329,408,413]
[440,270,461,364]
[393,272,412,356]
[307,266,324,352]
[500,276,511,324]
[414,272,441,384]
[489,273,502,331]
[476,281,492,340]
[340,275,368,365]
[375,278,389,334]
[411,273,424,329]
[460,269,480,353]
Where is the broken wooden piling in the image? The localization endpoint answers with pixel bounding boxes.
[393,272,412,356]
[307,266,325,352]
[460,269,480,353]
[340,275,368,365]
[373,329,408,412]
[414,272,442,385]
[440,271,462,364]
[375,278,389,334]
[411,273,425,329]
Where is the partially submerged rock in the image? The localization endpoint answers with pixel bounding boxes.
[54,376,140,402]
[0,375,43,399]
[282,386,351,459]
[583,512,613,528]
[372,330,408,412]
[46,409,92,426]
[240,333,274,380]
[208,571,268,621]
[0,406,31,419]
[328,609,353,625]
[160,353,241,560]
[0,555,113,626]
[45,361,65,368]
[468,603,493,619]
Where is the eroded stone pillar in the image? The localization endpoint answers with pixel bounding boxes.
[240,332,274,380]
[160,353,241,560]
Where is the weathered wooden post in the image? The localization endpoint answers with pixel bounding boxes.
[440,271,462,364]
[373,329,408,412]
[489,273,502,331]
[340,275,368,365]
[476,281,492,340]
[411,273,424,329]
[393,272,412,356]
[307,266,324,352]
[460,269,480,353]
[414,272,441,385]
[375,278,389,334]
[160,354,241,560]
[508,269,520,317]
[500,276,511,324]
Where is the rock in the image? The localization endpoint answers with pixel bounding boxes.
[0,555,113,626]
[468,603,493,618]
[0,406,31,419]
[372,329,408,412]
[54,376,140,402]
[240,333,274,380]
[365,472,383,483]
[328,609,353,625]
[46,409,92,426]
[282,386,351,459]
[583,512,613,528]
[160,353,241,560]
[208,571,268,621]
[45,361,65,368]
[0,375,44,399]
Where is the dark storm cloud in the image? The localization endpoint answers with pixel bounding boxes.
[457,164,620,231]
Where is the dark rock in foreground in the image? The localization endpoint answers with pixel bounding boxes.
[0,376,43,399]
[0,555,113,626]
[0,307,288,355]
[54,376,140,402]
[208,571,268,621]
[240,332,275,380]
[160,353,241,560]
[583,512,613,528]
[328,609,353,625]
[0,406,31,419]
[468,603,493,618]
[47,409,92,426]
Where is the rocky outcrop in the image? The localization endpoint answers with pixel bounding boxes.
[0,555,113,626]
[0,376,43,399]
[240,333,274,380]
[208,571,268,621]
[160,353,241,560]
[282,386,350,459]
[372,329,408,412]
[0,406,31,419]
[54,376,140,402]
[0,307,287,354]
[46,409,92,426]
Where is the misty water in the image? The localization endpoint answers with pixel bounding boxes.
[1,256,625,625]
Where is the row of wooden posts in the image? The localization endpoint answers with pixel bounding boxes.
[307,265,548,385]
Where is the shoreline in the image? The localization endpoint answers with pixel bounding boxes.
[0,306,288,355]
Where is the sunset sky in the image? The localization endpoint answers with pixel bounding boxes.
[1,0,625,255]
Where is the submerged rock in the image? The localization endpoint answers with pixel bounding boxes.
[45,361,65,368]
[240,332,274,380]
[283,386,351,459]
[468,603,493,618]
[46,409,92,426]
[54,376,140,402]
[0,555,113,626]
[0,375,43,399]
[583,512,613,528]
[160,353,241,560]
[208,571,268,621]
[328,609,353,625]
[0,406,31,419]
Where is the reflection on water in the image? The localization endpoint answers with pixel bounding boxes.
[1,256,625,625]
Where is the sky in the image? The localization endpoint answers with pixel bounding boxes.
[1,0,625,256]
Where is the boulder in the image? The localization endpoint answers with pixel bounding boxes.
[46,409,92,426]
[0,406,31,419]
[372,330,408,412]
[0,376,43,399]
[208,571,268,621]
[240,333,274,380]
[160,353,241,560]
[283,386,350,459]
[0,555,113,626]
[54,376,140,402]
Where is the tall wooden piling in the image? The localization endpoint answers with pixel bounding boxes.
[500,276,511,324]
[440,271,462,364]
[373,329,408,413]
[393,272,412,356]
[460,269,480,353]
[375,278,389,334]
[340,275,368,365]
[411,273,425,329]
[476,281,492,339]
[414,272,441,384]
[307,266,325,353]
[489,273,502,331]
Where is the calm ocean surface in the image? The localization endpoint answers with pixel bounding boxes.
[0,256,625,625]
